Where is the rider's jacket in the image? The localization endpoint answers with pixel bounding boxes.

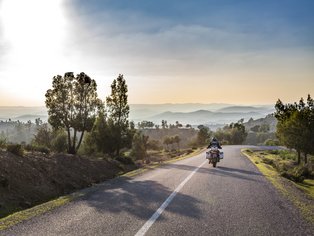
[207,140,222,149]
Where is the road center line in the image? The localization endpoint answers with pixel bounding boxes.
[135,159,207,236]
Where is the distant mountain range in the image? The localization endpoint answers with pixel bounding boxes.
[0,106,48,122]
[0,104,275,126]
[146,110,266,126]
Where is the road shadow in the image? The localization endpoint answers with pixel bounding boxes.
[216,166,262,176]
[81,177,202,221]
[159,163,262,182]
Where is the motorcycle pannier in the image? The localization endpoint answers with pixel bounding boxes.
[205,151,211,159]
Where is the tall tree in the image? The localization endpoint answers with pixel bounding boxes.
[45,72,101,154]
[275,95,314,164]
[106,74,130,156]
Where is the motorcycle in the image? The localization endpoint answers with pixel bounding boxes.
[205,146,223,167]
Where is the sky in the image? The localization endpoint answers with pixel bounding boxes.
[0,0,313,106]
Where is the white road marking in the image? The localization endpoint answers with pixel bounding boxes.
[135,159,207,236]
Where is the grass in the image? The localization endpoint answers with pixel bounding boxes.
[0,147,204,231]
[0,195,75,231]
[242,148,314,224]
[294,179,314,198]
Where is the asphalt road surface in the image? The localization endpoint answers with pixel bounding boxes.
[2,146,313,236]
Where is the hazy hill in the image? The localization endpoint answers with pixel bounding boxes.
[0,106,47,122]
[244,114,277,132]
[147,110,265,125]
[217,106,274,114]
[0,104,274,127]
[129,103,232,120]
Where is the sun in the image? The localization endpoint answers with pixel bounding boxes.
[0,0,68,105]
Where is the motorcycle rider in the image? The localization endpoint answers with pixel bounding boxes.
[207,137,222,149]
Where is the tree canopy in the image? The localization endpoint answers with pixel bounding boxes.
[45,72,101,154]
[105,74,131,156]
[274,94,314,164]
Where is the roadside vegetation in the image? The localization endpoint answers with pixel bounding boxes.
[242,94,314,223]
[274,95,314,164]
[243,148,314,223]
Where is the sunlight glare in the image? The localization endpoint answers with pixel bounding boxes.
[0,0,68,105]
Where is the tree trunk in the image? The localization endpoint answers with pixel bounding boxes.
[67,128,72,154]
[304,153,308,164]
[73,129,77,152]
[76,130,85,153]
[297,150,301,165]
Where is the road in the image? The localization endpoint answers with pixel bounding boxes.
[1,146,313,236]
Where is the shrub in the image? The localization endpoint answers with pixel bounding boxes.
[264,139,280,146]
[268,150,279,155]
[7,144,24,156]
[51,132,67,153]
[0,137,6,149]
[262,157,274,166]
[280,166,311,183]
[24,144,50,154]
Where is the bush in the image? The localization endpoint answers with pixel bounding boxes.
[264,139,280,146]
[262,157,274,166]
[51,132,67,153]
[0,137,6,149]
[280,166,312,183]
[7,144,24,156]
[24,144,50,154]
[268,150,279,155]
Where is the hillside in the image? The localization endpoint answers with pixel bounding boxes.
[244,114,277,132]
[0,150,136,218]
[0,104,274,127]
[217,105,274,114]
[147,110,265,125]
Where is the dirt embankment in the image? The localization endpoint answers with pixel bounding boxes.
[0,150,136,218]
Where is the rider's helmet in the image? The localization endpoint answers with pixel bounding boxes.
[212,137,217,142]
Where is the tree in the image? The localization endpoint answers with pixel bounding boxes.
[229,120,247,144]
[275,95,314,164]
[138,120,155,129]
[33,123,53,148]
[131,131,149,163]
[161,120,168,129]
[45,72,101,154]
[213,120,247,145]
[197,125,211,145]
[106,74,130,156]
[175,121,183,128]
[35,118,43,127]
